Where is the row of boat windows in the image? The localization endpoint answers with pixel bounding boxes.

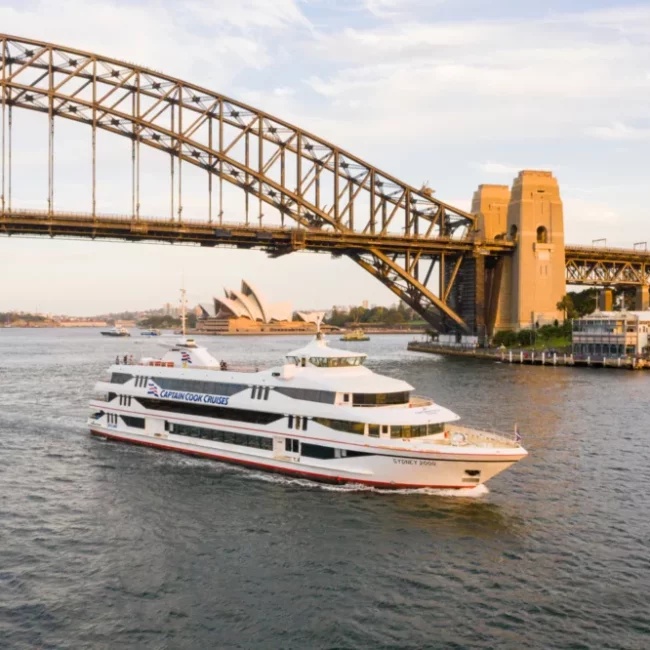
[312,420,443,438]
[138,397,284,425]
[100,411,144,429]
[110,373,407,408]
[108,395,441,438]
[119,395,133,407]
[165,422,273,450]
[156,377,247,396]
[288,415,308,431]
[164,421,370,459]
[273,386,336,404]
[351,391,409,407]
[251,386,271,400]
[286,356,364,368]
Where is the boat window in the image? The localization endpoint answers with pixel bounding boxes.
[308,357,364,368]
[343,394,350,403]
[264,387,270,400]
[368,425,380,438]
[353,391,410,407]
[137,397,284,425]
[285,439,300,454]
[313,417,365,435]
[288,415,294,429]
[273,387,336,404]
[121,415,145,429]
[390,423,444,439]
[167,422,273,450]
[301,442,372,460]
[251,386,257,399]
[111,372,133,384]
[153,377,247,397]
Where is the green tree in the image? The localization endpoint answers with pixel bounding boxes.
[556,294,575,321]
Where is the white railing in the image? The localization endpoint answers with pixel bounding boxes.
[446,424,521,448]
[409,395,434,407]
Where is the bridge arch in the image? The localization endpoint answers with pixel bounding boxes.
[0,34,485,332]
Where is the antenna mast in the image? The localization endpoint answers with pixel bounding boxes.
[180,281,187,337]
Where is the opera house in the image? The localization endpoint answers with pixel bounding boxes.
[195,280,326,335]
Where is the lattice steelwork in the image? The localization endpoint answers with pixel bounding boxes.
[0,34,502,332]
[565,246,650,286]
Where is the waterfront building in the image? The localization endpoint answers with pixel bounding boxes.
[572,311,650,358]
[196,280,326,335]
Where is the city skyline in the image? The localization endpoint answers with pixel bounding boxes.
[1,0,649,313]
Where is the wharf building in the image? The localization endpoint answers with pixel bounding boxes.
[572,311,650,359]
[195,280,326,335]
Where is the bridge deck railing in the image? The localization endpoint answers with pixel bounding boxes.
[1,207,514,247]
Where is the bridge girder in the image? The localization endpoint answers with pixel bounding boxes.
[0,33,485,332]
[565,246,650,286]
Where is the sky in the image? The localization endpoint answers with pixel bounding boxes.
[1,0,649,315]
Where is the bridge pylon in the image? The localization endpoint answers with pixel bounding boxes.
[473,171,566,333]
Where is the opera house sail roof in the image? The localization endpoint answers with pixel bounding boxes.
[198,280,322,326]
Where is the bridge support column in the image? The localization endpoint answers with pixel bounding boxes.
[474,253,486,341]
[635,286,649,311]
[507,170,565,330]
[471,184,513,333]
[599,289,613,311]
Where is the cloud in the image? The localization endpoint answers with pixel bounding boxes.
[0,0,310,83]
[585,122,650,141]
[297,8,650,145]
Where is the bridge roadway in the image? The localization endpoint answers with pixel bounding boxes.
[3,209,650,288]
[0,209,513,256]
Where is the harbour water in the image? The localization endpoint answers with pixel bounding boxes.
[1,329,649,649]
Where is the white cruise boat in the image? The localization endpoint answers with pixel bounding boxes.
[87,333,527,490]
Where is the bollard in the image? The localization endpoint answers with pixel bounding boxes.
[520,351,523,363]
[618,357,621,367]
[587,355,591,366]
[553,352,557,365]
[509,350,513,364]
[542,352,545,365]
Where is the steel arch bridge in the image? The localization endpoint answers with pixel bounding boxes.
[0,34,519,333]
[3,35,648,332]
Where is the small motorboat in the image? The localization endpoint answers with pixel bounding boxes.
[140,329,162,337]
[341,328,370,342]
[101,327,131,337]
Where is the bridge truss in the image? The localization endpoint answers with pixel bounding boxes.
[0,33,504,332]
[565,245,650,286]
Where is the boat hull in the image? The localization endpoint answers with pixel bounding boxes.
[89,426,523,490]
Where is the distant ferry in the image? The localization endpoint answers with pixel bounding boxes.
[341,328,370,342]
[140,329,162,337]
[100,327,131,337]
[88,333,527,490]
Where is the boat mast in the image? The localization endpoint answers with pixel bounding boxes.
[180,281,187,337]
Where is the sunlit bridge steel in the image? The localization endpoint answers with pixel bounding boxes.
[1,34,648,335]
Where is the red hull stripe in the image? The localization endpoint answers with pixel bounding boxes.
[90,429,475,490]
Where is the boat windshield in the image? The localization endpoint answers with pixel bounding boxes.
[286,356,365,368]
